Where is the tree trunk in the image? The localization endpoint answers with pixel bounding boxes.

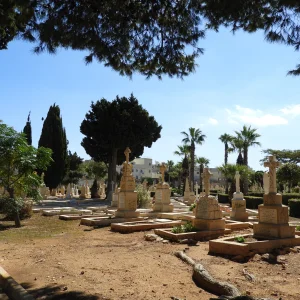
[107,148,118,203]
[244,148,249,195]
[200,164,204,192]
[7,187,21,228]
[190,142,195,189]
[225,144,229,194]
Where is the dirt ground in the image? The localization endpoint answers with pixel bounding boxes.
[1,214,300,300]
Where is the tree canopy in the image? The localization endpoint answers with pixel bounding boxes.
[80,94,162,199]
[22,111,32,145]
[262,149,300,164]
[3,1,300,77]
[38,103,68,189]
[62,151,84,185]
[0,122,52,226]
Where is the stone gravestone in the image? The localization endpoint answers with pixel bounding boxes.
[115,147,140,218]
[230,171,248,222]
[253,155,295,239]
[152,163,174,212]
[263,171,270,194]
[193,168,225,231]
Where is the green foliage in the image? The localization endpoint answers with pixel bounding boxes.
[136,184,150,209]
[141,177,154,185]
[219,133,234,165]
[22,111,32,145]
[277,163,300,191]
[234,236,245,243]
[81,160,107,180]
[0,198,33,220]
[244,196,263,209]
[296,225,300,231]
[171,222,198,233]
[218,194,229,203]
[262,149,300,164]
[288,199,300,218]
[282,194,300,206]
[189,203,196,211]
[90,178,100,198]
[63,151,84,185]
[38,104,67,189]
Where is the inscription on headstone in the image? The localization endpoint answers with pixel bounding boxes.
[155,189,162,200]
[260,208,277,224]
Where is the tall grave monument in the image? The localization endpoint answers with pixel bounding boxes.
[153,163,174,212]
[230,171,249,222]
[193,168,225,231]
[115,147,140,218]
[253,156,295,239]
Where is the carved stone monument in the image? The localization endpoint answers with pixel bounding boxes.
[193,168,225,231]
[111,184,119,207]
[230,171,248,222]
[115,147,140,218]
[263,171,270,194]
[152,163,174,212]
[253,156,295,239]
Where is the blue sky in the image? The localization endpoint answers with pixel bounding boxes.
[1,27,300,171]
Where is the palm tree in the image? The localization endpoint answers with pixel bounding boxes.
[235,125,261,194]
[196,157,210,192]
[166,160,174,184]
[231,137,244,165]
[174,144,190,157]
[181,127,206,188]
[219,133,234,165]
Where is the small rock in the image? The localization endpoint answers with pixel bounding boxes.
[271,292,278,296]
[162,240,169,244]
[246,291,251,295]
[145,234,158,242]
[80,271,84,275]
[163,283,167,286]
[252,254,261,262]
[261,253,276,263]
[289,247,298,253]
[62,286,68,291]
[34,277,37,281]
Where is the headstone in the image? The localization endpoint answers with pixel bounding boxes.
[193,168,225,231]
[253,156,295,239]
[230,171,248,222]
[152,163,174,212]
[115,147,140,218]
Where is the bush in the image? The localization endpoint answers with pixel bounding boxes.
[288,199,300,218]
[0,198,33,220]
[234,236,245,243]
[218,194,229,203]
[248,192,264,197]
[136,184,151,208]
[244,196,263,209]
[292,187,300,193]
[282,193,300,206]
[171,221,198,233]
[172,187,181,195]
[189,203,196,211]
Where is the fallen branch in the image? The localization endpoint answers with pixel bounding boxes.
[174,251,241,298]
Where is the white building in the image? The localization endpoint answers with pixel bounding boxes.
[116,157,160,181]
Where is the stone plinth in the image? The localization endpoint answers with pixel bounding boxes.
[115,191,140,218]
[153,183,174,212]
[230,192,249,222]
[253,193,295,239]
[192,195,225,231]
[111,189,119,207]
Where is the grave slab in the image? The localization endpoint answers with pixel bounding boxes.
[111,219,181,233]
[80,216,145,227]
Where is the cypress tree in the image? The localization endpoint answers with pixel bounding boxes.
[23,112,32,145]
[38,104,67,189]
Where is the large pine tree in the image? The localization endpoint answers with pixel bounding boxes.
[38,104,68,189]
[22,111,32,145]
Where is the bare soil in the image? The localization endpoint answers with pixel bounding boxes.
[1,215,300,300]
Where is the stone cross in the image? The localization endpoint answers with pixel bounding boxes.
[203,168,212,196]
[195,182,199,200]
[235,171,241,193]
[160,163,167,183]
[263,172,270,194]
[264,155,281,193]
[124,147,131,163]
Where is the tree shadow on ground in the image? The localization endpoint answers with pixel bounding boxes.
[21,282,107,300]
[0,223,16,232]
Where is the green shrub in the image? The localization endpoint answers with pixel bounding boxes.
[218,194,229,203]
[234,236,245,243]
[189,203,196,211]
[296,225,300,231]
[171,225,183,233]
[282,193,300,205]
[248,192,264,197]
[288,199,300,218]
[244,196,263,209]
[136,184,151,208]
[172,187,181,195]
[292,187,300,193]
[210,192,218,196]
[171,222,198,233]
[0,198,33,220]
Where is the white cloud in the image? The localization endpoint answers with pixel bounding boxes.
[280,104,300,117]
[208,118,218,125]
[226,105,288,127]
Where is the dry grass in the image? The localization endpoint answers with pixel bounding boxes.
[0,213,83,243]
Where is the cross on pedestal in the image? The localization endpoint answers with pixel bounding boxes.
[203,168,212,196]
[235,171,241,193]
[160,163,167,183]
[124,147,131,163]
[264,156,281,193]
